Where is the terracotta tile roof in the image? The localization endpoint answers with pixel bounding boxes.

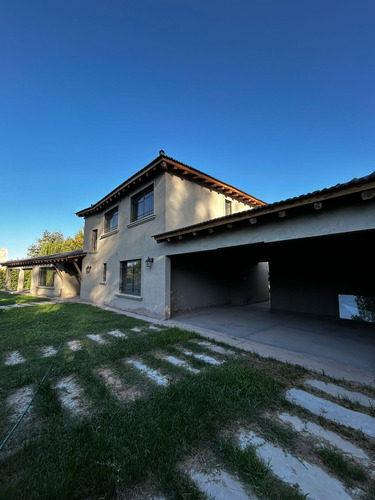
[153,171,375,243]
[1,250,86,268]
[76,152,265,217]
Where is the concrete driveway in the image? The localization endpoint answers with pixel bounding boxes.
[172,302,375,385]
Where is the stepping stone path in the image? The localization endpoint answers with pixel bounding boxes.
[4,350,26,366]
[286,388,375,438]
[106,330,127,338]
[193,340,235,356]
[54,375,91,417]
[181,350,222,365]
[278,413,373,469]
[95,366,141,401]
[305,379,375,408]
[162,355,200,374]
[126,360,169,386]
[188,467,257,500]
[67,340,82,351]
[3,332,374,498]
[87,334,106,344]
[7,385,34,423]
[238,430,353,500]
[40,346,58,358]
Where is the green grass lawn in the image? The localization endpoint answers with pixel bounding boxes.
[0,303,373,499]
[0,291,50,306]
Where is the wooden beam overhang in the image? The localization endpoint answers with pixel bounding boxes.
[1,252,87,269]
[76,153,266,218]
[53,265,64,281]
[152,177,375,244]
[73,261,83,279]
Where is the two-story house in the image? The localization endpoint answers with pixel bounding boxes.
[76,151,266,319]
[4,151,372,322]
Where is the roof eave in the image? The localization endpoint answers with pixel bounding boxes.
[153,177,375,243]
[1,252,87,268]
[76,154,266,218]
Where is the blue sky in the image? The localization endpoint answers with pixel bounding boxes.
[1,0,374,259]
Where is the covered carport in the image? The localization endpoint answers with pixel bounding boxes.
[154,171,375,323]
[168,229,374,319]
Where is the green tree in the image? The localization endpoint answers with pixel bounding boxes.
[27,228,84,257]
[61,228,84,252]
[23,270,32,290]
[0,268,6,290]
[351,295,375,323]
[27,230,64,257]
[10,270,19,291]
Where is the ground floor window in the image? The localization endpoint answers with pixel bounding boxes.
[102,263,107,283]
[120,259,141,296]
[39,268,55,287]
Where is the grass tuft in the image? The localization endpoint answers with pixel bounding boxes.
[317,447,368,484]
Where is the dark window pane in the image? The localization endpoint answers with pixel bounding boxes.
[39,268,55,287]
[225,200,232,215]
[104,207,118,233]
[131,186,154,222]
[92,229,98,251]
[120,259,141,296]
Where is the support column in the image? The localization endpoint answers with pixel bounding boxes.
[164,256,171,319]
[17,269,25,293]
[5,267,12,291]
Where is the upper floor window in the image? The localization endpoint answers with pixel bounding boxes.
[104,207,118,233]
[131,185,154,222]
[225,200,232,216]
[91,229,98,251]
[39,268,55,287]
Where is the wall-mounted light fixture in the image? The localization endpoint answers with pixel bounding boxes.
[145,257,154,268]
[86,265,92,274]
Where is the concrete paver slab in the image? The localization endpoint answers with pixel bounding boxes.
[238,430,353,500]
[107,330,127,338]
[54,375,91,417]
[286,389,375,438]
[126,360,169,386]
[278,413,372,467]
[305,380,375,408]
[182,350,222,365]
[4,350,26,365]
[163,355,200,373]
[188,468,258,500]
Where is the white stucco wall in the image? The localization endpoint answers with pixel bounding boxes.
[80,173,170,318]
[30,266,62,298]
[165,173,251,231]
[160,203,375,257]
[80,171,254,318]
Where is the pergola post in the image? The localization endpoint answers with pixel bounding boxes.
[17,269,25,293]
[5,267,12,291]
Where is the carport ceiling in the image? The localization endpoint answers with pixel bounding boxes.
[168,229,375,264]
